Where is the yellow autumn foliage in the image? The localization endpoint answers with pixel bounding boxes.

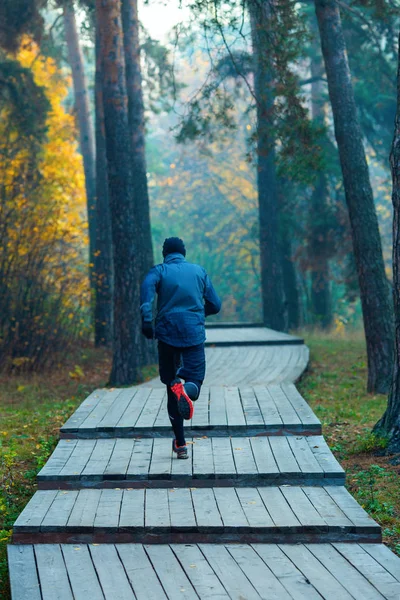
[0,39,90,371]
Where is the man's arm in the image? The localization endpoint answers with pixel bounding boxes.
[140,266,161,324]
[204,273,222,317]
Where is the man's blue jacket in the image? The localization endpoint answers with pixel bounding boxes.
[140,253,222,347]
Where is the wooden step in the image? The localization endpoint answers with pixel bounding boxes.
[60,384,321,439]
[8,542,400,599]
[37,435,345,489]
[205,326,304,346]
[12,486,381,545]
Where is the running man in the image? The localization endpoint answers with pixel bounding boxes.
[140,237,222,459]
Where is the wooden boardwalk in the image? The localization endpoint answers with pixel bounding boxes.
[60,383,320,438]
[8,325,400,599]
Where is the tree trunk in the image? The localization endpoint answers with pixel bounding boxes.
[374,34,400,450]
[96,0,141,385]
[94,27,113,348]
[63,0,96,293]
[121,0,154,275]
[121,0,157,366]
[248,0,286,332]
[314,0,393,392]
[308,43,332,329]
[281,230,300,330]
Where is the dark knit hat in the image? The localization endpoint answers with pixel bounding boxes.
[162,237,186,257]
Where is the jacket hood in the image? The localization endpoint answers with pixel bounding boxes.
[163,253,186,264]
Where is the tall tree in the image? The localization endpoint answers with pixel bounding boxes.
[96,0,141,384]
[308,38,332,329]
[63,0,96,292]
[314,0,393,393]
[374,34,400,451]
[121,0,154,276]
[248,0,286,331]
[94,27,113,347]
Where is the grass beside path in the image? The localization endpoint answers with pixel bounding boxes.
[298,331,400,556]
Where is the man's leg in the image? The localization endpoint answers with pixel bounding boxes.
[158,341,186,450]
[179,343,206,399]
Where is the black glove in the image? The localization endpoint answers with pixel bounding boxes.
[142,321,154,340]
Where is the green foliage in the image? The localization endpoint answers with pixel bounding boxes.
[0,0,47,52]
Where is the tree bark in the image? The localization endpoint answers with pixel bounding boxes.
[121,0,154,275]
[281,229,300,330]
[96,0,141,385]
[314,0,393,392]
[309,47,332,329]
[248,0,286,332]
[94,27,113,348]
[121,0,156,366]
[63,0,96,293]
[374,34,400,450]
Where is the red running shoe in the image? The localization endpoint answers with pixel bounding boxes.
[170,379,194,420]
[172,439,189,459]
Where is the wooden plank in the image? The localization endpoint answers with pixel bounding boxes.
[239,387,264,425]
[225,387,246,427]
[305,544,386,600]
[119,489,145,530]
[145,488,170,530]
[227,544,292,599]
[288,437,324,475]
[333,544,400,599]
[252,544,323,599]
[154,390,170,428]
[235,488,274,529]
[98,388,138,430]
[81,439,116,479]
[149,438,172,479]
[35,544,74,600]
[89,544,136,600]
[326,486,381,531]
[257,488,301,528]
[38,440,78,479]
[168,488,196,529]
[360,543,400,581]
[193,436,214,479]
[280,487,326,527]
[268,385,301,425]
[67,489,101,532]
[61,544,105,600]
[213,487,250,528]
[7,545,42,600]
[171,544,230,599]
[252,386,282,426]
[279,544,354,600]
[59,439,95,479]
[191,488,223,532]
[61,389,106,432]
[14,490,58,532]
[250,437,279,476]
[199,544,262,599]
[94,489,123,532]
[79,388,123,431]
[41,491,78,531]
[231,438,258,475]
[126,438,153,479]
[171,441,193,479]
[145,545,198,600]
[116,544,168,600]
[281,383,320,426]
[135,388,165,429]
[209,386,227,427]
[303,487,353,528]
[117,387,152,429]
[306,436,345,478]
[191,386,209,428]
[269,437,301,474]
[211,437,236,478]
[104,438,135,479]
